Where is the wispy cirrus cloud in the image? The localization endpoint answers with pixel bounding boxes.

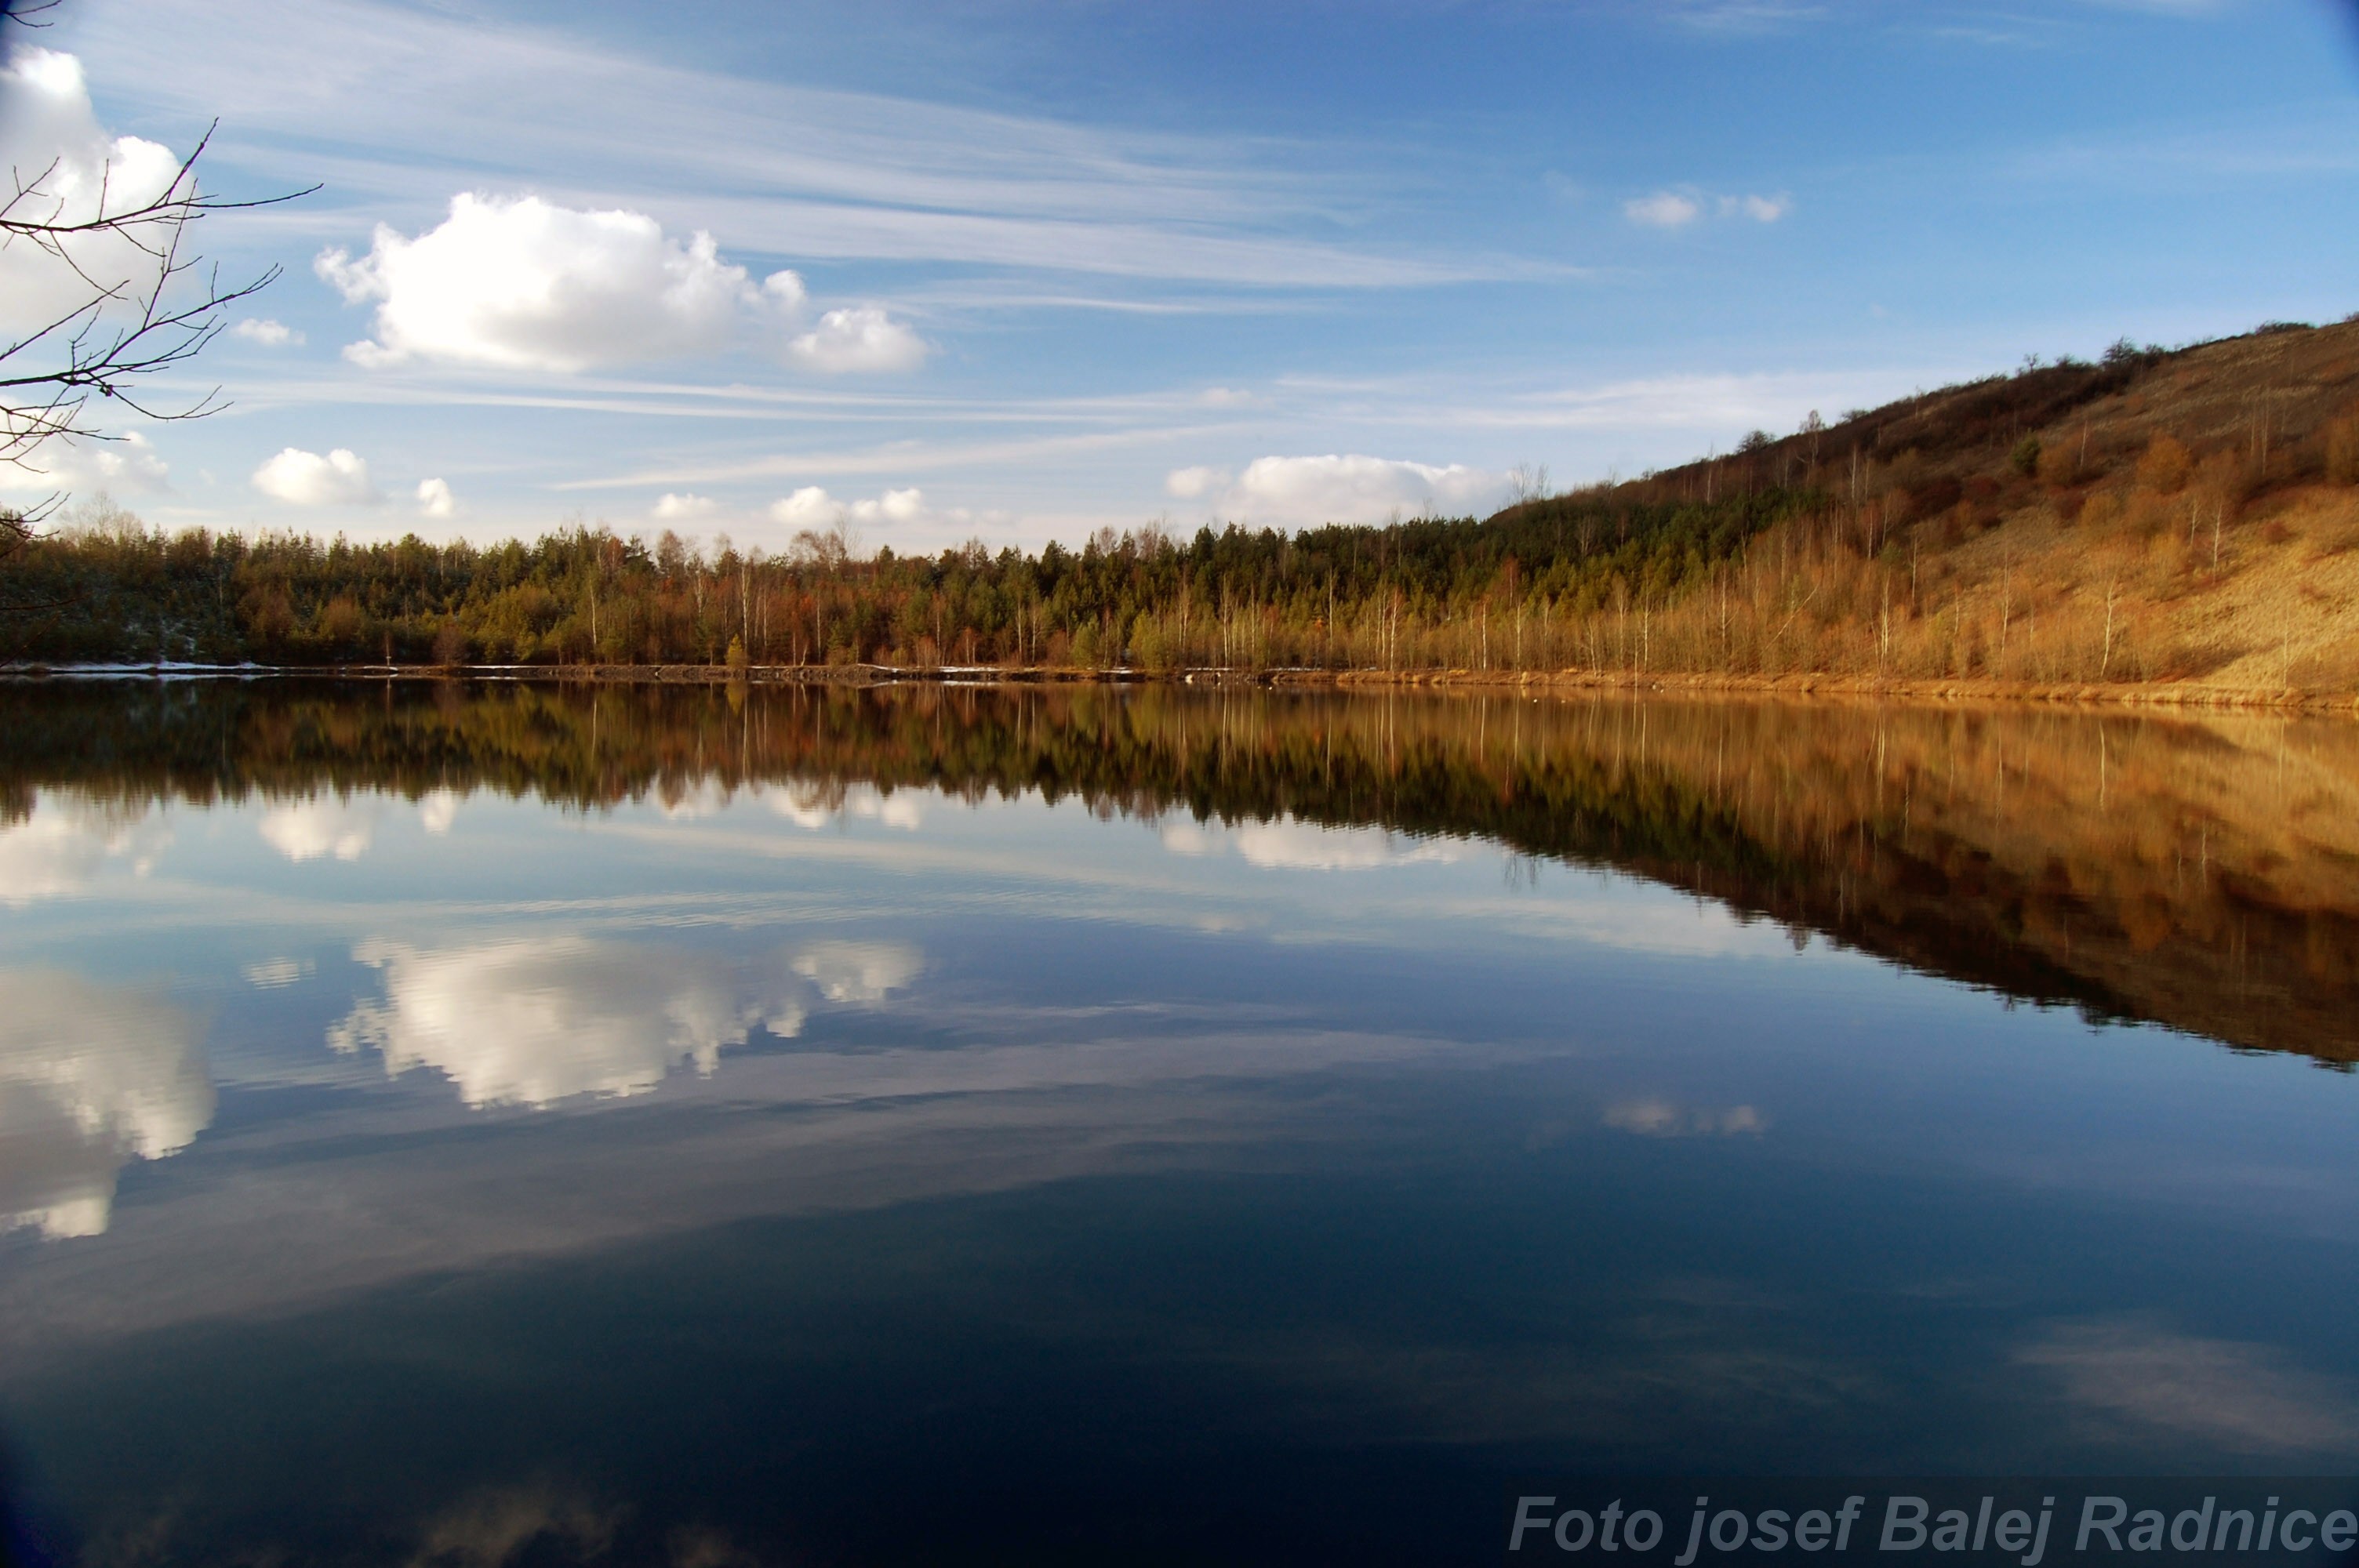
[69,0,1538,290]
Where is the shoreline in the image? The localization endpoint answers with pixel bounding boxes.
[7,659,2355,712]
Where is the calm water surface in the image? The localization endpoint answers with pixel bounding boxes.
[3,680,2357,1565]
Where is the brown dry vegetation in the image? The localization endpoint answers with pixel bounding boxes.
[5,321,2354,699]
[1432,321,2359,700]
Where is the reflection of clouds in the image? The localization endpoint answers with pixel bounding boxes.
[1161,816,1466,872]
[0,1019,1493,1348]
[242,957,313,989]
[792,941,923,1003]
[2019,1318,2359,1454]
[765,782,924,831]
[413,1484,618,1568]
[329,935,809,1109]
[419,788,460,834]
[0,795,170,905]
[259,796,381,862]
[0,969,213,1238]
[1604,1099,1766,1137]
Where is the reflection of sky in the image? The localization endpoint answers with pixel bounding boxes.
[5,768,2359,1548]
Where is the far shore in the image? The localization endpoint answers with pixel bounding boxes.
[8,659,2355,713]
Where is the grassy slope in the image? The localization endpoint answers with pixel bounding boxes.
[1475,319,2359,698]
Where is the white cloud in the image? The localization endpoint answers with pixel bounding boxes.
[258,795,381,861]
[231,317,304,347]
[0,49,184,336]
[1736,192,1792,222]
[1202,454,1507,526]
[252,447,380,506]
[63,2,1517,290]
[416,477,455,517]
[317,192,806,372]
[767,485,930,528]
[786,306,928,373]
[1164,464,1227,499]
[652,492,718,521]
[1624,191,1702,228]
[792,941,923,1004]
[0,796,170,905]
[856,486,927,524]
[768,486,839,528]
[0,430,170,499]
[0,967,213,1239]
[329,935,808,1108]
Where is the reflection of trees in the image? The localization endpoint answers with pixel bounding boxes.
[6,679,2357,1062]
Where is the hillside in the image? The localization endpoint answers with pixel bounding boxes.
[2,318,2355,697]
[1495,318,2359,696]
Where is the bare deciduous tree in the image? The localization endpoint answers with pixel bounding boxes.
[1,2,312,557]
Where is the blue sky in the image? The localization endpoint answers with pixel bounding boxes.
[8,0,2358,550]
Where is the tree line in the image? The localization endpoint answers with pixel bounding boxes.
[4,320,2354,684]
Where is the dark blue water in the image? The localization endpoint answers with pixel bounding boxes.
[2,681,2355,1564]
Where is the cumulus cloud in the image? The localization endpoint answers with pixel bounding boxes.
[416,477,455,518]
[766,485,930,528]
[787,306,927,373]
[767,486,838,529]
[252,447,380,506]
[1624,191,1702,228]
[652,492,718,521]
[0,967,213,1239]
[258,795,382,862]
[1733,192,1792,222]
[0,49,184,336]
[0,431,170,499]
[1164,465,1227,499]
[0,795,170,906]
[231,318,303,347]
[316,192,809,372]
[329,935,809,1108]
[1180,454,1506,527]
[791,942,923,1004]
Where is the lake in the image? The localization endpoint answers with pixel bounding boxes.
[3,679,2357,1565]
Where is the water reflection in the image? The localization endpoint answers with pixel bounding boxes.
[330,935,815,1108]
[4,678,2350,1061]
[1,678,2356,1563]
[0,969,211,1237]
[0,797,170,906]
[257,794,382,862]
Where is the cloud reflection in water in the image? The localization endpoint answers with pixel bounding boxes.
[0,968,213,1238]
[0,795,171,906]
[329,935,815,1109]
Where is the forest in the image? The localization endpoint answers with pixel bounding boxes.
[4,320,2357,690]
